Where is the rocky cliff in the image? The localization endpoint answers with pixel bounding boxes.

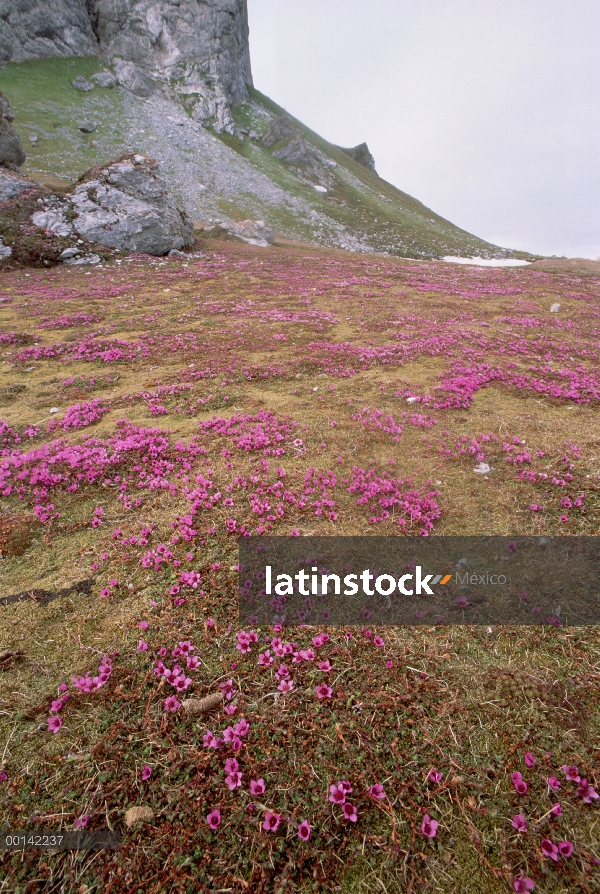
[0,0,252,104]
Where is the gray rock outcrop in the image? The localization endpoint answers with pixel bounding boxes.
[272,135,312,166]
[203,219,275,248]
[0,0,98,62]
[113,60,155,98]
[338,142,377,174]
[0,92,26,169]
[0,0,252,105]
[72,75,95,92]
[262,114,298,149]
[0,167,37,202]
[92,70,118,88]
[30,154,194,255]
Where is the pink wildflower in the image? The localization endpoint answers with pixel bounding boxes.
[511,771,528,795]
[421,814,438,838]
[329,783,346,805]
[577,779,599,803]
[206,809,221,830]
[511,814,527,832]
[262,812,281,832]
[47,716,62,733]
[342,802,358,822]
[297,820,311,841]
[163,695,180,713]
[369,784,386,799]
[541,839,559,861]
[513,871,535,892]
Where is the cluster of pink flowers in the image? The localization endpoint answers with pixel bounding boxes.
[198,410,298,456]
[347,466,441,534]
[46,654,115,734]
[71,654,113,693]
[39,312,101,328]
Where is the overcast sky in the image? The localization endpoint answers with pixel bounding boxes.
[247,0,600,259]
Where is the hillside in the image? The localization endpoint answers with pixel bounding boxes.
[0,56,536,260]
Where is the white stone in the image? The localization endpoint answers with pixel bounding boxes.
[473,462,491,474]
[31,209,73,237]
[550,303,560,313]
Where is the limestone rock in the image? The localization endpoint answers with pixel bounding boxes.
[0,94,26,169]
[68,154,194,255]
[31,207,73,237]
[0,94,14,122]
[63,253,101,265]
[262,114,297,149]
[113,60,155,98]
[78,122,97,133]
[72,75,94,92]
[0,238,13,260]
[0,0,98,63]
[0,168,37,203]
[338,142,377,174]
[93,0,252,104]
[213,219,275,248]
[273,135,312,166]
[92,70,118,88]
[59,247,79,259]
[124,806,154,827]
[0,1,252,106]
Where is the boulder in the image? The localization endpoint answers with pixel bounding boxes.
[30,207,72,237]
[92,70,118,89]
[0,93,26,169]
[273,135,312,166]
[0,94,14,122]
[0,168,37,203]
[211,219,275,248]
[262,114,298,148]
[72,76,95,92]
[78,122,97,133]
[31,154,194,256]
[0,238,13,260]
[337,142,377,174]
[113,60,154,98]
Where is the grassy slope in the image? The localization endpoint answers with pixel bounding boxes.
[0,243,598,892]
[244,87,536,260]
[0,57,538,259]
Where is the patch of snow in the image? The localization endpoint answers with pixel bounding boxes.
[442,256,531,267]
[313,185,327,193]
